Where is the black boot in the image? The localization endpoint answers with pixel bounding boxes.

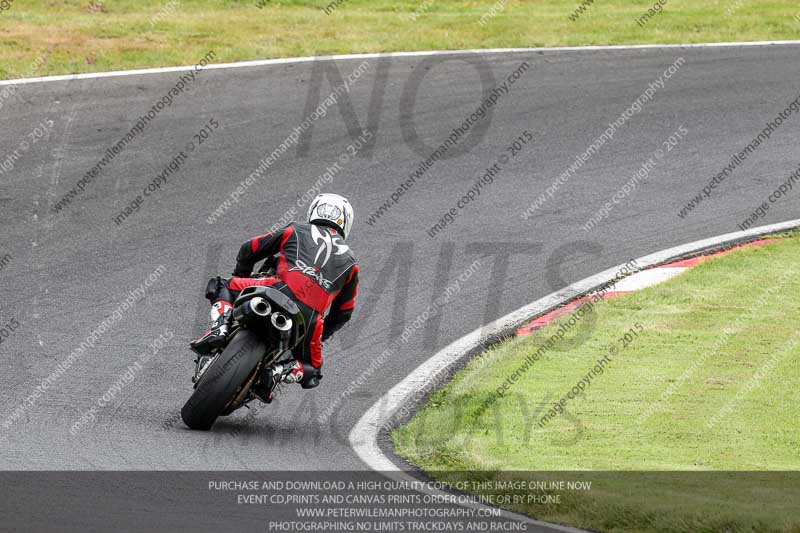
[300,363,322,389]
[254,367,279,403]
[190,302,233,355]
[254,361,302,403]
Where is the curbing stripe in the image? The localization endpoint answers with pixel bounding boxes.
[349,218,800,531]
[598,266,687,293]
[515,238,775,337]
[2,41,800,86]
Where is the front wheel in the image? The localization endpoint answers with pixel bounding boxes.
[181,330,266,430]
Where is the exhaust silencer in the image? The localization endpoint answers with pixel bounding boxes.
[270,312,292,332]
[249,297,271,317]
[233,296,271,325]
[271,312,293,348]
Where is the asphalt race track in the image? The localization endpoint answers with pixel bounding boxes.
[0,44,799,527]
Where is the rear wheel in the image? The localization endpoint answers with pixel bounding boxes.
[181,330,266,430]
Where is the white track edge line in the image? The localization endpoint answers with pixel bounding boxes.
[3,40,800,86]
[349,218,800,531]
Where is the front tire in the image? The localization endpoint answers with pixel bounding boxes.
[181,330,266,430]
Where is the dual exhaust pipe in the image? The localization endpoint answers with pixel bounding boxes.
[234,297,293,333]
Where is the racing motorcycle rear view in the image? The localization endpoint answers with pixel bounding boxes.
[181,285,306,430]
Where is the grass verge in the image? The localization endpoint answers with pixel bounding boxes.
[393,233,800,532]
[1,0,800,79]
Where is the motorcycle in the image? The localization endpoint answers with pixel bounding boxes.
[181,283,307,430]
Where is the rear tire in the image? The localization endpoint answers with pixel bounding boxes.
[181,330,266,430]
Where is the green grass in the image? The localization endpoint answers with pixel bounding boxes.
[393,234,800,532]
[1,0,800,79]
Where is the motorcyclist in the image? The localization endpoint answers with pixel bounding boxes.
[190,193,359,392]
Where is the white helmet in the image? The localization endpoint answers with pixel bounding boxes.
[307,193,355,239]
